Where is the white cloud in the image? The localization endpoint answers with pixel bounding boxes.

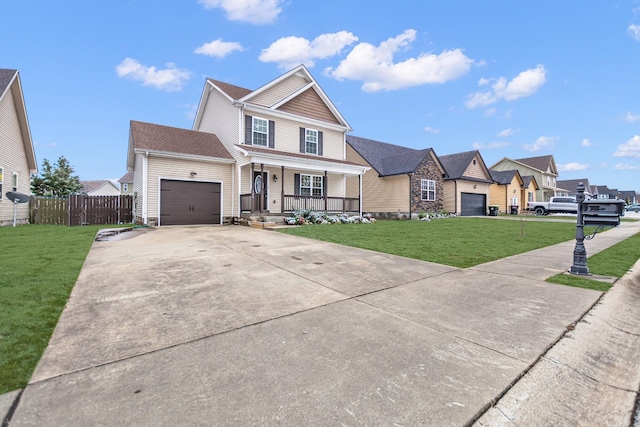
[259,31,358,69]
[325,29,473,92]
[614,163,640,171]
[624,111,640,122]
[557,162,589,172]
[628,24,640,41]
[195,39,243,58]
[465,65,547,109]
[523,135,557,152]
[34,141,57,148]
[581,138,593,147]
[424,126,441,134]
[472,141,510,149]
[115,58,190,91]
[613,135,640,158]
[198,0,283,24]
[497,128,517,138]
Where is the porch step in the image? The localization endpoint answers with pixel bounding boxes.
[249,220,276,229]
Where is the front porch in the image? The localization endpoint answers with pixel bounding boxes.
[240,193,360,215]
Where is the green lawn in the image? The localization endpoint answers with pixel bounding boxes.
[279,217,587,268]
[0,225,107,394]
[280,217,640,293]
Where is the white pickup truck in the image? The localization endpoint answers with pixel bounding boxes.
[527,196,578,215]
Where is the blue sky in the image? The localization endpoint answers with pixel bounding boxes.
[3,1,640,192]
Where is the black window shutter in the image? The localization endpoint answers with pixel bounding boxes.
[294,174,301,196]
[318,131,323,156]
[245,115,252,145]
[268,120,275,148]
[299,128,305,153]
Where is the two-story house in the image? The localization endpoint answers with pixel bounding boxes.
[127,65,368,226]
[0,69,38,226]
[490,155,560,202]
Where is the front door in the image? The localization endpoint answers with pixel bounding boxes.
[253,171,268,212]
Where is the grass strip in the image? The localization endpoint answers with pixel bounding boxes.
[0,225,106,394]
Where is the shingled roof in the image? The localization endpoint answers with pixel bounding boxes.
[521,175,538,189]
[118,171,134,183]
[514,155,554,172]
[0,69,17,96]
[490,169,517,185]
[439,150,491,182]
[130,121,233,159]
[345,135,437,177]
[557,178,591,193]
[208,79,253,101]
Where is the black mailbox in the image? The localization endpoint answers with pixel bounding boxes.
[582,199,625,227]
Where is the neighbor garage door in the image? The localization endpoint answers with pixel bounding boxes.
[461,192,486,216]
[160,180,221,225]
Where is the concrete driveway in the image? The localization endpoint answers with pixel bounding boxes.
[6,224,629,426]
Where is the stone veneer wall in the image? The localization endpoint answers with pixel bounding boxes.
[411,156,444,213]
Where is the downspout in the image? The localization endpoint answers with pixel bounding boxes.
[142,151,149,225]
[359,173,363,217]
[454,180,458,215]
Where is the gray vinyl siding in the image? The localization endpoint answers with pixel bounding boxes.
[0,84,31,225]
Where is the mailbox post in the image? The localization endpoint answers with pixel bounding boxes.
[570,182,589,275]
[569,182,625,276]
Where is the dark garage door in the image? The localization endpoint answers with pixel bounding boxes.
[160,180,221,225]
[461,192,486,216]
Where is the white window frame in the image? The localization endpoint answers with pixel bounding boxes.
[305,128,318,155]
[528,192,534,202]
[12,172,18,192]
[300,174,323,197]
[252,116,269,147]
[421,179,436,201]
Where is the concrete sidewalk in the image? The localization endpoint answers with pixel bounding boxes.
[3,220,640,426]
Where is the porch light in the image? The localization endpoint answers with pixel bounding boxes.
[273,175,278,182]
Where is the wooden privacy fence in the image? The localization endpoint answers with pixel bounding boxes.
[30,195,133,226]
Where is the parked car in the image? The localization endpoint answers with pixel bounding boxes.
[527,196,577,215]
[625,203,640,212]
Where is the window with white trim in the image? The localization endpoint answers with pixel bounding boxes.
[252,117,268,146]
[421,179,436,201]
[305,129,318,154]
[12,172,18,192]
[528,192,534,202]
[300,174,323,197]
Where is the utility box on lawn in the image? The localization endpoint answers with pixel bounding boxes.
[582,199,625,227]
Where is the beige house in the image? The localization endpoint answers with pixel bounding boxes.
[0,69,37,226]
[80,180,120,196]
[117,171,134,195]
[345,135,445,218]
[128,65,368,226]
[490,155,560,201]
[488,169,538,214]
[439,150,493,216]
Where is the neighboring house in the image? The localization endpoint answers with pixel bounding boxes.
[118,171,134,195]
[556,178,593,198]
[439,150,493,216]
[80,180,120,196]
[595,185,617,199]
[345,135,445,218]
[490,155,561,201]
[128,65,368,226]
[0,69,37,226]
[521,175,540,208]
[618,190,637,204]
[489,169,524,214]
